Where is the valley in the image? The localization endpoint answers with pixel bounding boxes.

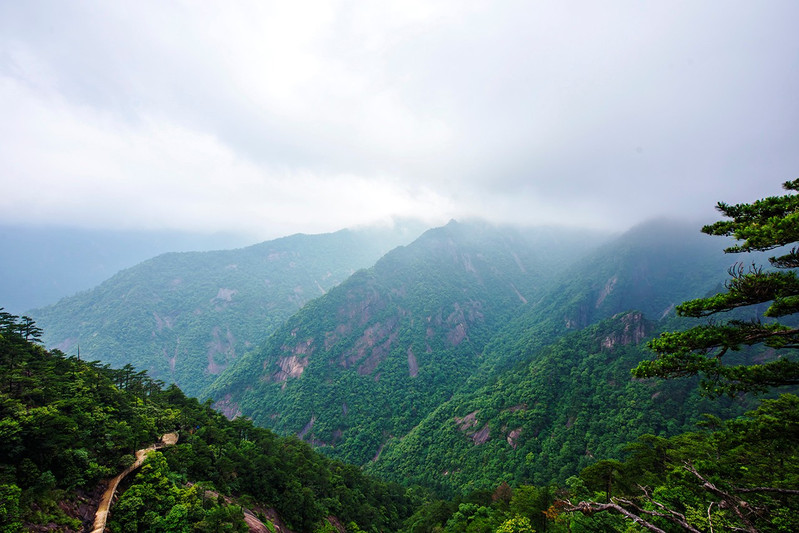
[5,205,799,532]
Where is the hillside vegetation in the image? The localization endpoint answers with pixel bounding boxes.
[30,224,423,397]
[0,309,414,532]
[12,188,799,531]
[207,219,751,492]
[206,222,603,466]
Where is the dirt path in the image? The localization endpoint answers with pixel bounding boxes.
[186,482,289,533]
[90,433,178,533]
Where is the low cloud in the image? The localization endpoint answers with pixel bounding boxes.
[1,1,797,239]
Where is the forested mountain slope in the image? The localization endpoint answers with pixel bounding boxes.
[205,218,758,497]
[468,218,736,379]
[0,310,414,532]
[206,220,604,466]
[367,219,767,495]
[366,311,750,496]
[29,223,423,397]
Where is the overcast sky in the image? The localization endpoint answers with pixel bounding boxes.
[1,1,797,240]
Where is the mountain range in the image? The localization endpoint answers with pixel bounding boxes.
[29,222,424,396]
[26,217,756,496]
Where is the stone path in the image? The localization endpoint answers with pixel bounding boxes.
[90,433,178,533]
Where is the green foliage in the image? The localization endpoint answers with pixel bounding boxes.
[637,179,799,395]
[360,220,743,496]
[29,226,421,397]
[109,452,249,533]
[369,312,749,495]
[0,311,415,531]
[0,484,22,533]
[416,392,799,532]
[207,222,601,468]
[495,516,535,533]
[563,182,799,531]
[569,394,799,532]
[400,481,570,533]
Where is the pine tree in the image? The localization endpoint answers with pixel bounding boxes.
[634,179,799,395]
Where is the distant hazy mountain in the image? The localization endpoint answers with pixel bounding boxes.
[206,218,759,495]
[366,219,755,494]
[205,220,607,465]
[28,222,425,397]
[0,224,253,314]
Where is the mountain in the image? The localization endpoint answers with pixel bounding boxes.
[28,222,424,397]
[205,220,607,465]
[0,224,253,315]
[0,310,414,532]
[365,219,763,494]
[365,311,749,495]
[24,217,762,495]
[6,216,796,531]
[208,218,760,494]
[468,218,736,379]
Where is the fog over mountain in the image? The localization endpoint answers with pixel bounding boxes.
[2,1,797,242]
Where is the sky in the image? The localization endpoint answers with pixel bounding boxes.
[1,1,798,241]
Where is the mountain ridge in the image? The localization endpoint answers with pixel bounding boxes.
[205,220,607,465]
[29,222,425,397]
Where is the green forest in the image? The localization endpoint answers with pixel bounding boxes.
[0,309,415,531]
[3,182,799,532]
[29,225,424,398]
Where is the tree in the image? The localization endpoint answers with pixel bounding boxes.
[563,181,799,531]
[634,178,799,395]
[495,515,536,533]
[564,395,799,533]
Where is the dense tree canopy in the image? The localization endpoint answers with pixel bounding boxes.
[0,309,414,532]
[557,181,799,531]
[635,179,799,395]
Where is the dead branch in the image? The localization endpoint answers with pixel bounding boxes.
[683,463,759,533]
[734,487,799,495]
[562,500,668,533]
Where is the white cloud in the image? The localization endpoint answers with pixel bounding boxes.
[1,1,798,239]
[0,72,452,238]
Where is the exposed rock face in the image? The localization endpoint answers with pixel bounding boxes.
[510,283,528,304]
[214,287,237,302]
[162,344,179,374]
[273,355,310,382]
[407,347,418,377]
[564,303,590,329]
[507,427,522,449]
[214,394,241,419]
[595,275,618,308]
[211,287,237,310]
[55,336,79,353]
[340,317,400,375]
[207,327,236,374]
[455,411,479,432]
[472,424,490,445]
[298,416,316,439]
[455,411,491,445]
[600,311,651,351]
[152,310,175,331]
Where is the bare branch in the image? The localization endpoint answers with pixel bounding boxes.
[683,463,759,533]
[708,502,714,533]
[734,486,799,495]
[562,500,668,533]
[617,492,702,533]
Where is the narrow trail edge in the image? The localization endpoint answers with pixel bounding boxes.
[90,432,178,533]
